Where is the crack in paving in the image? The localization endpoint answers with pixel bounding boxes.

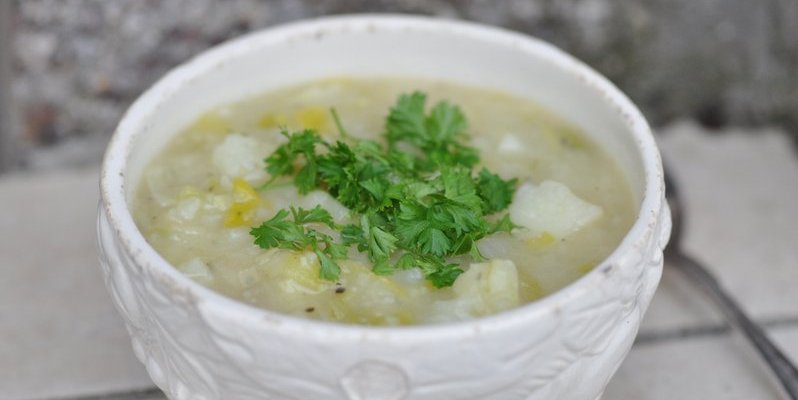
[32,387,165,400]
[635,316,798,345]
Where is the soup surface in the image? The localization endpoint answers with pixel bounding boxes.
[132,78,636,325]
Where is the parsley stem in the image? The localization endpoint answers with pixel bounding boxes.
[330,108,352,141]
[257,176,293,192]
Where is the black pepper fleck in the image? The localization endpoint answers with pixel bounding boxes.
[335,287,346,294]
[305,307,315,313]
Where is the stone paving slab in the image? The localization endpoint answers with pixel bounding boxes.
[1,122,796,399]
[0,169,152,400]
[639,121,798,334]
[605,326,798,400]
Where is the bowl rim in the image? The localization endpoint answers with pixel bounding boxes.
[100,13,663,341]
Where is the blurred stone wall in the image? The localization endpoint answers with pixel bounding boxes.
[7,0,798,170]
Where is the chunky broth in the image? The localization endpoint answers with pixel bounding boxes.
[132,78,636,325]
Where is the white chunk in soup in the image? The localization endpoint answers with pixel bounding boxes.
[132,77,636,326]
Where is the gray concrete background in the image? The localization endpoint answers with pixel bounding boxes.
[5,0,798,171]
[0,0,14,171]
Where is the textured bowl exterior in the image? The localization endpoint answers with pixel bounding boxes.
[97,15,670,400]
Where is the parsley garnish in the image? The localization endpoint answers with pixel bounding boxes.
[249,91,518,288]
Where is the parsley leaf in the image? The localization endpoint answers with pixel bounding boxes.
[427,264,464,288]
[361,214,398,261]
[250,210,293,249]
[315,250,341,281]
[290,205,335,227]
[477,168,518,214]
[250,206,345,280]
[415,255,463,288]
[491,213,517,234]
[264,129,324,194]
[441,167,483,212]
[426,101,466,144]
[386,92,428,146]
[371,258,395,275]
[418,227,451,256]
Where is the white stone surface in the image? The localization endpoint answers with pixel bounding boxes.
[605,326,798,400]
[0,168,152,400]
[1,121,796,399]
[639,265,725,334]
[640,121,798,334]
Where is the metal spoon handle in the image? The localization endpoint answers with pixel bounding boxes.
[668,251,798,399]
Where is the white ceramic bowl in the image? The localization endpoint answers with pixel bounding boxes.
[98,15,670,400]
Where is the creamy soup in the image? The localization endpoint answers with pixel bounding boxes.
[132,78,635,326]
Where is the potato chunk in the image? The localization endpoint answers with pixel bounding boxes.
[497,133,524,154]
[453,259,520,315]
[181,258,214,285]
[211,134,270,182]
[509,180,602,239]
